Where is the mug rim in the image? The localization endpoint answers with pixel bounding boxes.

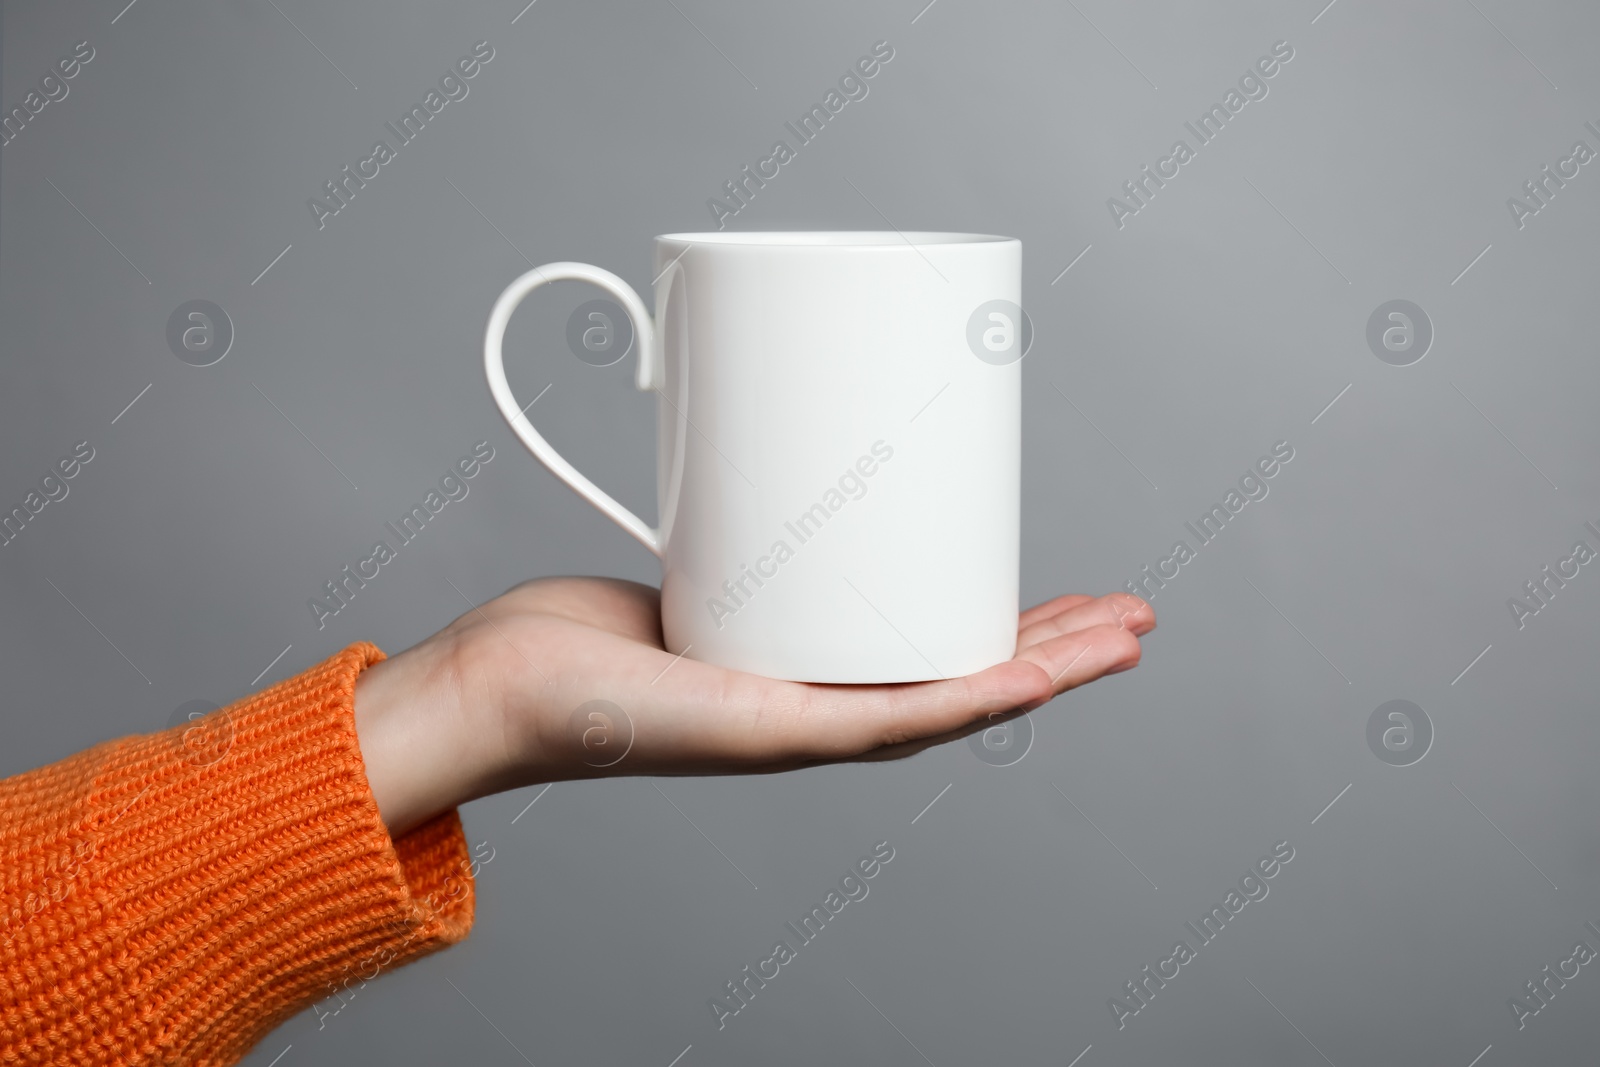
[654,230,1017,248]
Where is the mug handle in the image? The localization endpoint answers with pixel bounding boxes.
[484,262,662,558]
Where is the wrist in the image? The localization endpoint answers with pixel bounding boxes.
[353,631,520,837]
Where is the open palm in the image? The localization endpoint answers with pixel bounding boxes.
[455,577,1153,781]
[356,577,1154,835]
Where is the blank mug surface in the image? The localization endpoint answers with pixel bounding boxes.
[485,231,1021,683]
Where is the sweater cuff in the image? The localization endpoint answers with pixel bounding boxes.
[74,642,473,1063]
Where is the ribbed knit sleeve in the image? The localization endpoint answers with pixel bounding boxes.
[0,642,477,1067]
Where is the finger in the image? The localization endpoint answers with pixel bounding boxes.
[819,601,1147,761]
[1018,593,1098,630]
[834,702,1035,765]
[735,657,1052,766]
[1015,622,1142,695]
[1017,592,1154,650]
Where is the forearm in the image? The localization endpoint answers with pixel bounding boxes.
[0,643,478,1066]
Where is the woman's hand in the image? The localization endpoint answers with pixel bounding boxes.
[354,577,1153,837]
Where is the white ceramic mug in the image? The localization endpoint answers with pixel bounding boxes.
[483,231,1022,683]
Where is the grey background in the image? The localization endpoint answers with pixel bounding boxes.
[3,0,1597,1064]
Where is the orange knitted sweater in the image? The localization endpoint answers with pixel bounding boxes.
[0,642,476,1066]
